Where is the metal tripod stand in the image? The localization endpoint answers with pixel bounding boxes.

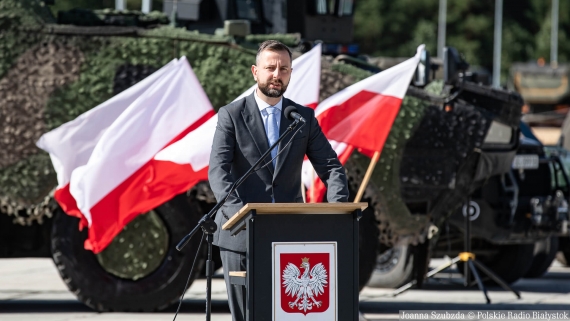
[392,198,521,303]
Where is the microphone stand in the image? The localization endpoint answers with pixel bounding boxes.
[175,118,302,321]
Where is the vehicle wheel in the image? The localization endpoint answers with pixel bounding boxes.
[366,244,413,288]
[525,237,559,278]
[556,237,570,267]
[51,193,205,312]
[458,243,535,284]
[359,207,379,291]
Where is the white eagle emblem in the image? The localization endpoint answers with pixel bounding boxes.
[282,257,328,312]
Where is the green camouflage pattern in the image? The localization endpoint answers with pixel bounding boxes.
[1,0,460,248]
[0,0,254,212]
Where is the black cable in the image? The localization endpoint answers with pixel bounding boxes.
[173,232,206,321]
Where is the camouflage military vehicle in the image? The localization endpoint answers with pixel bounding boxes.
[0,0,540,312]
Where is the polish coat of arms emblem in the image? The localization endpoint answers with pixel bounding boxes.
[280,253,329,314]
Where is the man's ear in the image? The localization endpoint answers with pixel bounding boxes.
[251,65,257,81]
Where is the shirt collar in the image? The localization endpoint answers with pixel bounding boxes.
[254,88,283,112]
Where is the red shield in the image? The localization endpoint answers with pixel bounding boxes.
[280,253,329,315]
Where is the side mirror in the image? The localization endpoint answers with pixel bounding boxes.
[443,47,469,85]
[413,49,430,87]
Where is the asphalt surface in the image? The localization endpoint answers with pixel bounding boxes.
[1,258,569,320]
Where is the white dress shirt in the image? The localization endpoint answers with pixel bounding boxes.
[254,89,283,135]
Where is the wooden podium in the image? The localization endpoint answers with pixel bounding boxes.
[222,203,367,321]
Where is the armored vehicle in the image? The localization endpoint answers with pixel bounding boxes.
[0,0,543,312]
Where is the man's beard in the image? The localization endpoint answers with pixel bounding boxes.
[258,80,288,98]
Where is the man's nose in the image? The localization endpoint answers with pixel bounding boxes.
[272,68,282,78]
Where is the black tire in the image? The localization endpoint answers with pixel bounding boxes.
[525,237,559,278]
[51,193,205,312]
[367,244,414,288]
[358,207,379,291]
[458,243,535,284]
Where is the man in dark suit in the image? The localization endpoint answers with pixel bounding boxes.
[208,40,348,321]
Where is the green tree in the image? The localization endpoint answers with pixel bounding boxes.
[353,0,569,83]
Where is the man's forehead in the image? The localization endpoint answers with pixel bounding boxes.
[258,50,291,65]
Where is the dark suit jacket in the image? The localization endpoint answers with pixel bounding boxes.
[208,92,349,252]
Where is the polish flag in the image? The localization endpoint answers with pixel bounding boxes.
[304,45,424,202]
[37,59,179,226]
[317,45,424,155]
[37,57,215,253]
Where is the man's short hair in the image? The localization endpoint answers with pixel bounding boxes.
[256,40,292,65]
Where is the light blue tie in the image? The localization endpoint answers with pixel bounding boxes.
[265,107,279,168]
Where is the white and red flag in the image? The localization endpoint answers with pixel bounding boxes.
[317,45,424,155]
[304,45,424,202]
[37,57,215,253]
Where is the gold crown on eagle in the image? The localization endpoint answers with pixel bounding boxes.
[301,257,310,263]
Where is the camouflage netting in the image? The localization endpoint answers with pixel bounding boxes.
[244,34,300,47]
[0,0,253,221]
[57,8,170,28]
[0,0,60,223]
[0,0,373,225]
[319,57,369,102]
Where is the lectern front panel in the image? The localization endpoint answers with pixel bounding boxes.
[272,242,337,320]
[246,211,359,321]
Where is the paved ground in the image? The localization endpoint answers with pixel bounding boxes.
[0,258,569,320]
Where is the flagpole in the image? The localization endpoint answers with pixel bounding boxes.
[301,181,307,203]
[354,151,381,203]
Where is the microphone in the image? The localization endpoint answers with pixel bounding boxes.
[284,106,306,123]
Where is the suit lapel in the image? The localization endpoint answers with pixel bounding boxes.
[274,98,295,178]
[241,93,275,175]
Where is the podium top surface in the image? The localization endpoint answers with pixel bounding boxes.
[222,202,368,230]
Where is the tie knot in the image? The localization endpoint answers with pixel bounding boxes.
[265,107,278,115]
